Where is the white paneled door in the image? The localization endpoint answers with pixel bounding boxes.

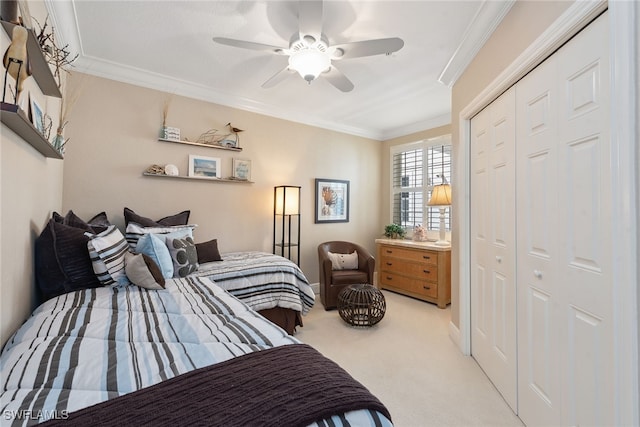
[471,11,612,426]
[470,87,517,412]
[516,12,611,426]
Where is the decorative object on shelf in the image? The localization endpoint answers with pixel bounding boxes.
[161,126,180,141]
[164,164,179,176]
[273,185,301,265]
[29,96,44,132]
[224,122,244,147]
[145,164,166,175]
[427,146,452,247]
[412,224,427,242]
[384,224,405,239]
[188,154,221,179]
[195,128,229,146]
[231,158,251,181]
[2,24,30,104]
[314,178,349,223]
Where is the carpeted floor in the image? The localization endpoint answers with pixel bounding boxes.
[295,290,524,427]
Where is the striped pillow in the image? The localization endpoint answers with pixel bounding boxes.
[86,225,130,286]
[125,223,196,250]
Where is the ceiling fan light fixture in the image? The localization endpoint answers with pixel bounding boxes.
[288,49,331,83]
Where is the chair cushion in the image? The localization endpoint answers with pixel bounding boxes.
[331,270,369,285]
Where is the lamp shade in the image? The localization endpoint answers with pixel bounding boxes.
[275,186,300,215]
[427,184,452,206]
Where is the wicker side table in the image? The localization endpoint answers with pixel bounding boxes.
[337,284,386,327]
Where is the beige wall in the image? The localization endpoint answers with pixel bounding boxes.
[0,2,64,345]
[62,74,382,285]
[449,0,573,328]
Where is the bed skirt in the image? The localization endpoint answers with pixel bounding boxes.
[258,307,303,335]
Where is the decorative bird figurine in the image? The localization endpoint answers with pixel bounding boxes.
[2,25,31,104]
[226,122,244,147]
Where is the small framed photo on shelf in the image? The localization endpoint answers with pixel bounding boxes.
[232,158,251,181]
[188,155,221,179]
[315,178,350,223]
[30,98,44,133]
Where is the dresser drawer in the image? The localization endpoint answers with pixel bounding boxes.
[379,245,437,265]
[379,272,438,299]
[379,256,438,281]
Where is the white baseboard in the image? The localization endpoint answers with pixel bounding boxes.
[310,282,319,294]
[449,321,465,353]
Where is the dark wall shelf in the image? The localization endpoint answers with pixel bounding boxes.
[1,102,62,159]
[1,20,62,98]
[142,172,253,183]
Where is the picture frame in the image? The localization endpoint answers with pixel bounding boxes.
[315,178,350,223]
[232,158,251,181]
[188,154,221,179]
[30,98,44,133]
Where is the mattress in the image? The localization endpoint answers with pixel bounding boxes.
[0,277,391,426]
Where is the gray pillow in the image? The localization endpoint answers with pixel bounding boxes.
[166,236,199,278]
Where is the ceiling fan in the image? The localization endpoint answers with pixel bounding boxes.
[212,0,404,92]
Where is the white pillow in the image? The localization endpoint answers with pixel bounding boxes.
[327,250,358,270]
[85,225,130,286]
[124,252,165,290]
[125,222,196,250]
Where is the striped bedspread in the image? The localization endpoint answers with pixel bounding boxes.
[193,251,316,314]
[0,277,391,427]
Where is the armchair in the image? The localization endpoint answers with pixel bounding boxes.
[317,241,375,310]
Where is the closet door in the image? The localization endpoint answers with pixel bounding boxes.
[470,87,517,411]
[516,12,612,426]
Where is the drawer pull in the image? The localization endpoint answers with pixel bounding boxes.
[423,255,431,260]
[386,276,393,280]
[386,250,392,254]
[386,262,393,266]
[423,286,431,290]
[423,269,430,274]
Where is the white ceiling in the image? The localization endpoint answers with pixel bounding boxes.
[46,1,513,140]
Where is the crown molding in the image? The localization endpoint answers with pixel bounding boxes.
[438,0,515,88]
[380,113,451,141]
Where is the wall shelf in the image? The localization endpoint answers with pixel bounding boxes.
[142,172,253,184]
[158,138,242,152]
[1,102,63,158]
[1,20,62,98]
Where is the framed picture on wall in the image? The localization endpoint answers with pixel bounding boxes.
[188,155,221,179]
[315,178,349,223]
[232,158,251,181]
[30,98,44,134]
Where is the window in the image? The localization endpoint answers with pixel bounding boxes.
[391,138,452,233]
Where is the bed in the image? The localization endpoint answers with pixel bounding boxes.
[0,276,392,426]
[35,209,314,335]
[194,251,316,334]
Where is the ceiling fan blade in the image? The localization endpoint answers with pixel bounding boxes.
[298,0,323,41]
[213,37,286,54]
[262,66,293,89]
[323,66,354,92]
[333,37,404,59]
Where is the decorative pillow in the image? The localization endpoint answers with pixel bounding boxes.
[35,218,104,300]
[166,236,199,278]
[61,210,111,232]
[124,207,190,227]
[86,225,130,286]
[124,252,165,290]
[196,239,223,263]
[135,233,174,279]
[327,251,359,270]
[125,222,196,250]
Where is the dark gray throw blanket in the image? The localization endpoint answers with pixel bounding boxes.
[41,343,391,427]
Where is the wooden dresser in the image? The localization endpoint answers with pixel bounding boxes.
[375,238,451,308]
